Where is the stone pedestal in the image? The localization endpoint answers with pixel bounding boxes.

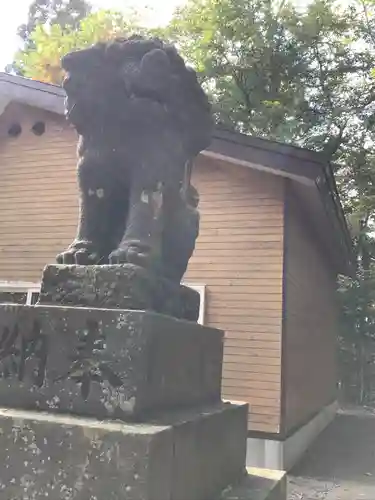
[0,264,285,499]
[0,403,247,500]
[39,264,201,322]
[0,305,223,420]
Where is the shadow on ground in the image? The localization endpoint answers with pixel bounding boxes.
[288,413,375,499]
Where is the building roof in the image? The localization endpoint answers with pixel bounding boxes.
[0,72,354,276]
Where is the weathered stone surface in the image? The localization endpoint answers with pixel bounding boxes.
[0,402,247,500]
[39,263,201,322]
[152,402,248,500]
[0,304,223,420]
[0,407,173,500]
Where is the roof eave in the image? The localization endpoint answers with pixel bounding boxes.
[205,131,354,276]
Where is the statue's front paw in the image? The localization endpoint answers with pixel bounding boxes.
[109,242,152,268]
[56,241,100,265]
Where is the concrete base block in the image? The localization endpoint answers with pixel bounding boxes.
[246,401,338,470]
[0,402,248,500]
[220,468,286,500]
[0,305,223,420]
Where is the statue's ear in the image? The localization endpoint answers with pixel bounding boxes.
[61,53,74,72]
[62,46,104,73]
[138,49,171,90]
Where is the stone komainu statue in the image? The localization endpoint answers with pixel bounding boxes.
[57,36,213,283]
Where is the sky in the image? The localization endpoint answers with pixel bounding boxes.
[0,0,185,71]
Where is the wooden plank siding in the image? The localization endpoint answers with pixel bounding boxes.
[281,187,338,435]
[0,104,78,281]
[0,104,285,433]
[185,157,284,433]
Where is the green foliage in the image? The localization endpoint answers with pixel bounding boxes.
[18,0,92,45]
[165,0,311,140]
[13,10,144,84]
[164,0,370,146]
[6,0,91,75]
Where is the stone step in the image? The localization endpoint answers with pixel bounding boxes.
[220,468,287,500]
[0,403,247,500]
[0,305,223,420]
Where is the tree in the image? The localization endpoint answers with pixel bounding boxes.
[165,0,375,404]
[13,10,144,84]
[165,0,374,147]
[18,0,91,46]
[165,0,313,141]
[6,0,91,75]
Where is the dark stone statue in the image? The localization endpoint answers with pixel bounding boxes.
[0,39,249,500]
[56,36,213,284]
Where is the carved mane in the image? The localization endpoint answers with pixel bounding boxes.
[62,36,213,156]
